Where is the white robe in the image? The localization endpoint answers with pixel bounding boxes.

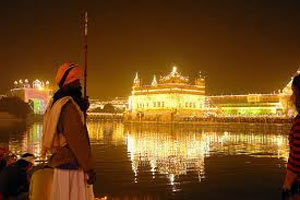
[51,169,94,200]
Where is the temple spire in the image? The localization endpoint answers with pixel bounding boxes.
[133,72,140,87]
[171,66,177,76]
[134,72,139,82]
[152,75,158,86]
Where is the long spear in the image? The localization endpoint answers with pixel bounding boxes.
[83,11,88,122]
[84,11,88,100]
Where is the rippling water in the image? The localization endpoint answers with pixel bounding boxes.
[0,121,292,200]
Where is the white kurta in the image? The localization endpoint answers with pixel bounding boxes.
[51,168,94,200]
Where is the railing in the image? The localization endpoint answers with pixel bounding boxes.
[87,112,123,121]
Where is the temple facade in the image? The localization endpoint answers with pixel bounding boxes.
[127,67,206,120]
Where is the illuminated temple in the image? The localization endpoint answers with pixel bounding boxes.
[126,67,297,121]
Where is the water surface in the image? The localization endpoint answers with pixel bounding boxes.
[0,121,291,200]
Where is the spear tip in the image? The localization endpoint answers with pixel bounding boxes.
[84,11,88,36]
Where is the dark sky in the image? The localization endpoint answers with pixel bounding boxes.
[1,0,300,98]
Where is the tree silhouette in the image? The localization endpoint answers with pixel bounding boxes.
[0,96,32,118]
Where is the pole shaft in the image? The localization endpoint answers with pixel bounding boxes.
[84,11,88,99]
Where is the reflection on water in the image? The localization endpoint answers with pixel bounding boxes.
[88,122,125,145]
[123,124,289,193]
[8,123,43,157]
[0,121,291,199]
[126,125,207,192]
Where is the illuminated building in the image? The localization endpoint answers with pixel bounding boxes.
[209,94,285,115]
[10,79,52,114]
[125,67,298,120]
[209,70,298,116]
[127,67,206,120]
[89,97,128,111]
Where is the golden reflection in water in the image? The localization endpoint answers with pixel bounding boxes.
[127,128,207,184]
[88,122,125,144]
[9,123,43,157]
[8,122,126,157]
[124,124,289,188]
[203,131,289,160]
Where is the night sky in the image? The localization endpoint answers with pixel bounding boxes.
[1,0,300,98]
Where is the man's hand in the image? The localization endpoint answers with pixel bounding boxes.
[283,170,297,190]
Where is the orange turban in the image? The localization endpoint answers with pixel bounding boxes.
[55,63,82,87]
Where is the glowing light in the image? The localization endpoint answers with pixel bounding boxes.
[151,75,158,86]
[33,79,44,90]
[169,174,175,185]
[134,72,139,82]
[172,66,177,74]
[159,67,189,83]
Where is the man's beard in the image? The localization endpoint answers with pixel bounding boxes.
[68,86,83,100]
[67,87,86,111]
[53,86,85,111]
